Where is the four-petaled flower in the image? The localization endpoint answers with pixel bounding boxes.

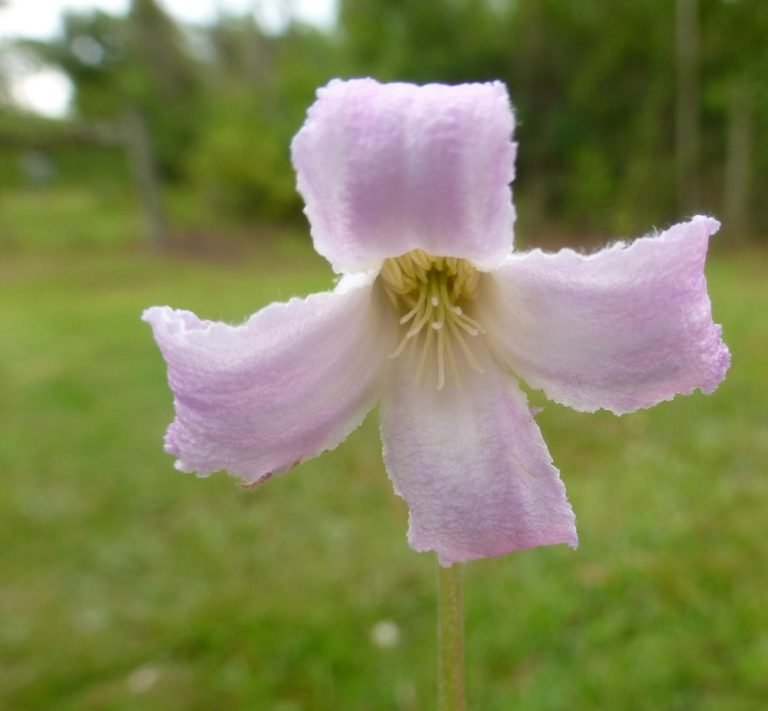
[144,79,729,566]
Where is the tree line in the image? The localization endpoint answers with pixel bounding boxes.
[4,0,766,242]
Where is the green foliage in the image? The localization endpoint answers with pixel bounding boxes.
[21,11,128,118]
[19,0,202,178]
[8,0,768,238]
[123,0,202,177]
[338,0,508,82]
[508,0,679,233]
[187,20,344,219]
[337,0,767,238]
[187,91,301,219]
[700,0,768,236]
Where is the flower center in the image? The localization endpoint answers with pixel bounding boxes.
[379,249,485,389]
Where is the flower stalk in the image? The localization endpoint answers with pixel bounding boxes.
[438,560,466,711]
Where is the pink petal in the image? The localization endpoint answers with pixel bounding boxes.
[379,346,577,566]
[483,216,730,415]
[143,274,396,483]
[292,78,516,274]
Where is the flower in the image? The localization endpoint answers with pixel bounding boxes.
[143,79,730,566]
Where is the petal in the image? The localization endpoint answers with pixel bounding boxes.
[483,216,730,415]
[379,345,577,566]
[143,273,396,483]
[292,78,516,274]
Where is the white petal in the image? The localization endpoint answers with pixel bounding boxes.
[483,217,730,414]
[379,343,577,565]
[144,274,397,483]
[292,78,516,274]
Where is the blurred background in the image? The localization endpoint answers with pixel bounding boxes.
[1,1,766,709]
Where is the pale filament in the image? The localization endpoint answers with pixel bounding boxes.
[380,249,485,389]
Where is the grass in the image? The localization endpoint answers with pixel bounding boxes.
[0,187,142,253]
[1,200,767,709]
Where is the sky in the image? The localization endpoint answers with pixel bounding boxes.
[0,0,337,116]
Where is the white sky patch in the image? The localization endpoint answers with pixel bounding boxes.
[252,0,336,33]
[0,0,335,117]
[11,67,74,117]
[0,0,336,39]
[0,0,128,39]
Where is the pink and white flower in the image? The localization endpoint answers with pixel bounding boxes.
[144,79,730,566]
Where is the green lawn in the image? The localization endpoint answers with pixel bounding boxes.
[1,225,767,709]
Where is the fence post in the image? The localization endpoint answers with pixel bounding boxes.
[724,81,752,243]
[675,0,700,213]
[122,109,167,244]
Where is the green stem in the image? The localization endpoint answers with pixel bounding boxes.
[437,560,466,711]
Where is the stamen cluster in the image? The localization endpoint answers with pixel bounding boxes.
[380,250,485,389]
